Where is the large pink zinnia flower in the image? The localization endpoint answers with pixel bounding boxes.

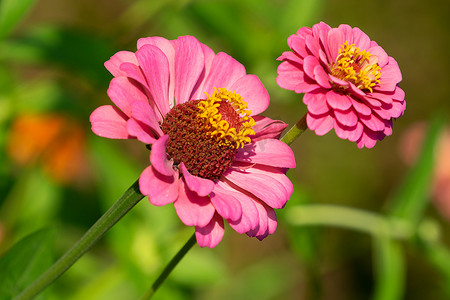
[277,22,406,148]
[90,36,295,248]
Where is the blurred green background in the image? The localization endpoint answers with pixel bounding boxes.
[1,0,450,299]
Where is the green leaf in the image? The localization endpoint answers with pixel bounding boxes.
[372,236,404,300]
[0,0,38,39]
[0,228,54,300]
[388,115,445,224]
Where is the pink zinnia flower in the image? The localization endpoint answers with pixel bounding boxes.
[90,36,295,248]
[277,22,405,148]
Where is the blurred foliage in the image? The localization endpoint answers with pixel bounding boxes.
[1,0,450,299]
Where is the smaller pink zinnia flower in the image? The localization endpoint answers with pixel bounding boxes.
[277,22,405,148]
[90,36,296,248]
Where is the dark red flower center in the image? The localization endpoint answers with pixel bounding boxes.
[160,88,255,181]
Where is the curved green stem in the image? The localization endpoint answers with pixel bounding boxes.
[14,180,144,300]
[281,114,308,145]
[140,233,197,300]
[286,204,413,239]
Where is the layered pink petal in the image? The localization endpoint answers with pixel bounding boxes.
[195,214,225,249]
[223,169,288,209]
[250,116,287,142]
[230,75,269,116]
[377,57,402,92]
[174,180,215,227]
[326,90,352,111]
[150,135,174,177]
[210,184,243,221]
[234,139,296,168]
[217,181,259,233]
[246,200,268,238]
[202,52,246,96]
[139,166,178,206]
[107,77,147,117]
[180,162,215,197]
[126,119,157,144]
[137,37,176,104]
[90,105,130,139]
[307,113,334,136]
[129,100,163,137]
[136,45,170,116]
[304,90,329,115]
[104,51,138,77]
[174,36,205,104]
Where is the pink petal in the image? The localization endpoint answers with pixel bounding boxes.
[174,180,215,227]
[234,139,296,168]
[266,207,277,235]
[201,52,246,96]
[139,165,178,206]
[104,51,138,77]
[392,87,405,101]
[174,36,205,104]
[306,113,334,136]
[276,61,308,91]
[126,119,157,144]
[367,45,389,68]
[334,108,358,127]
[303,55,320,80]
[150,135,174,177]
[335,121,365,142]
[359,113,385,132]
[223,169,288,209]
[314,65,332,89]
[130,100,163,136]
[304,90,329,115]
[326,90,352,110]
[137,37,176,105]
[180,162,215,197]
[350,97,372,116]
[277,51,303,65]
[334,120,364,142]
[377,57,402,92]
[107,77,147,117]
[195,214,225,248]
[327,27,345,61]
[217,181,259,233]
[349,26,371,49]
[135,45,170,116]
[250,116,287,142]
[119,62,149,91]
[90,105,130,139]
[357,129,379,149]
[230,75,269,116]
[243,165,293,201]
[391,99,406,118]
[288,34,309,58]
[210,184,243,221]
[305,34,320,57]
[190,44,217,100]
[370,92,393,105]
[247,200,268,238]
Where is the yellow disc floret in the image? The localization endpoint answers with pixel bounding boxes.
[197,88,255,148]
[331,41,382,93]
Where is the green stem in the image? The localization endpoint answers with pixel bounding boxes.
[281,114,308,145]
[14,180,144,300]
[140,233,197,300]
[286,204,413,239]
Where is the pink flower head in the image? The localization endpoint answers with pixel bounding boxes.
[277,22,406,148]
[90,36,296,248]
